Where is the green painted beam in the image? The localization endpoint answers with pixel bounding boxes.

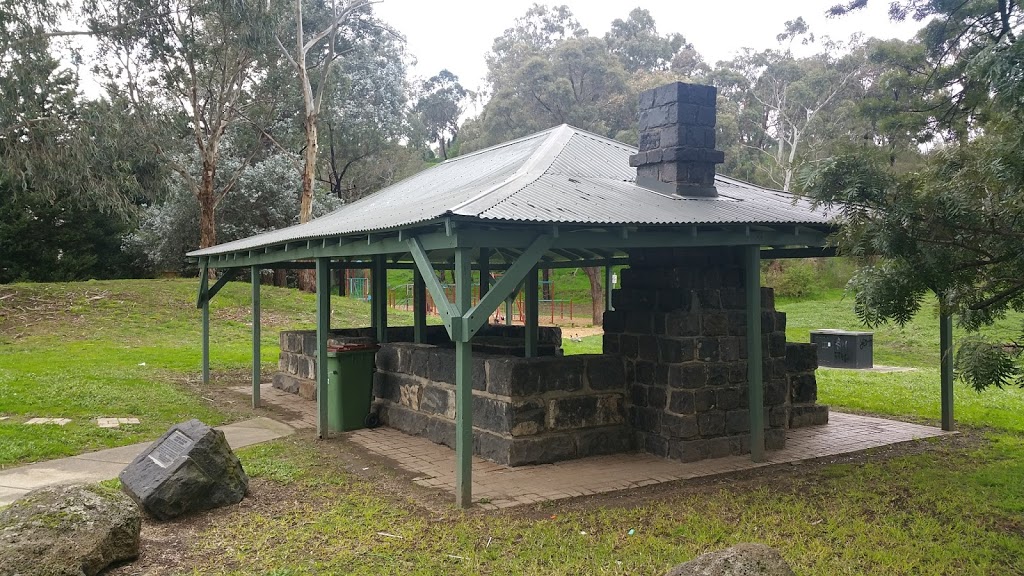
[940,310,955,431]
[479,248,491,298]
[745,244,764,462]
[463,235,553,340]
[525,267,539,358]
[198,227,828,269]
[373,255,388,343]
[453,247,474,509]
[605,263,615,312]
[452,227,829,251]
[196,259,209,309]
[315,257,331,439]
[413,269,427,344]
[202,232,459,268]
[251,265,261,409]
[198,259,210,386]
[407,237,457,338]
[205,270,235,301]
[539,257,629,270]
[761,247,838,259]
[201,295,210,386]
[370,265,379,332]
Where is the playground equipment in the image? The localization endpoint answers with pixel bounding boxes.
[383,277,575,323]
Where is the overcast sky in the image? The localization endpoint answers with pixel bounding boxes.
[376,0,925,94]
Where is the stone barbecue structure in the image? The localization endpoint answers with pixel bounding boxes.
[274,324,562,400]
[273,249,827,466]
[193,78,838,506]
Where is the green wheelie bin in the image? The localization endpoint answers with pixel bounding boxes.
[326,342,380,432]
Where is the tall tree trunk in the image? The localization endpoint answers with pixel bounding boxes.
[782,125,801,192]
[274,268,287,287]
[197,158,217,249]
[197,159,218,281]
[583,266,603,327]
[542,269,552,300]
[297,115,318,292]
[299,114,318,224]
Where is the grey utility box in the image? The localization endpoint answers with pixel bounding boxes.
[810,329,874,369]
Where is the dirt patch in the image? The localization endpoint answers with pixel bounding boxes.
[104,478,302,576]
[104,432,458,574]
[0,288,109,337]
[562,326,604,340]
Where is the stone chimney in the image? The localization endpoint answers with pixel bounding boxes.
[629,82,724,197]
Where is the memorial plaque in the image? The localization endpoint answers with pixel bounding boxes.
[148,430,193,468]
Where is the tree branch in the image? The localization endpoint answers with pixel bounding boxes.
[969,280,1024,310]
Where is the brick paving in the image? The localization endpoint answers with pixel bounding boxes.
[232,384,318,430]
[240,383,951,509]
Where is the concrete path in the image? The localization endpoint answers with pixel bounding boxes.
[0,417,294,506]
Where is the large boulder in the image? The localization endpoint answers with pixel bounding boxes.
[665,543,795,576]
[119,419,248,520]
[0,483,141,576]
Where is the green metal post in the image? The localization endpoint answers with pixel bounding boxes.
[370,266,378,331]
[251,265,261,409]
[454,247,474,508]
[413,268,427,344]
[202,297,210,385]
[940,311,954,431]
[479,248,491,299]
[505,296,513,326]
[374,256,388,343]
[316,258,331,439]
[525,267,539,357]
[605,262,615,312]
[200,258,210,386]
[745,245,764,462]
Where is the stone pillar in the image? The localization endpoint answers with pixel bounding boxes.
[602,247,809,463]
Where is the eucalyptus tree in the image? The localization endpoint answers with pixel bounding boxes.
[317,20,410,200]
[486,3,587,90]
[0,0,153,216]
[87,0,271,250]
[414,70,469,160]
[268,0,404,289]
[604,7,688,73]
[713,23,868,191]
[271,0,393,224]
[468,36,631,151]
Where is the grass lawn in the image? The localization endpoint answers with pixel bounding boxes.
[0,279,418,465]
[2,280,1023,574]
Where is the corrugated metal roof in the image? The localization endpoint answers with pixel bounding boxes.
[189,125,830,257]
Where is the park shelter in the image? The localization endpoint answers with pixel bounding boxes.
[188,82,951,508]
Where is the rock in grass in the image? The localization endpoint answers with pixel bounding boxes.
[119,419,248,520]
[0,483,141,576]
[665,543,795,576]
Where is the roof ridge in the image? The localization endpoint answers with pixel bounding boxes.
[436,125,558,165]
[558,126,636,152]
[449,124,576,215]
